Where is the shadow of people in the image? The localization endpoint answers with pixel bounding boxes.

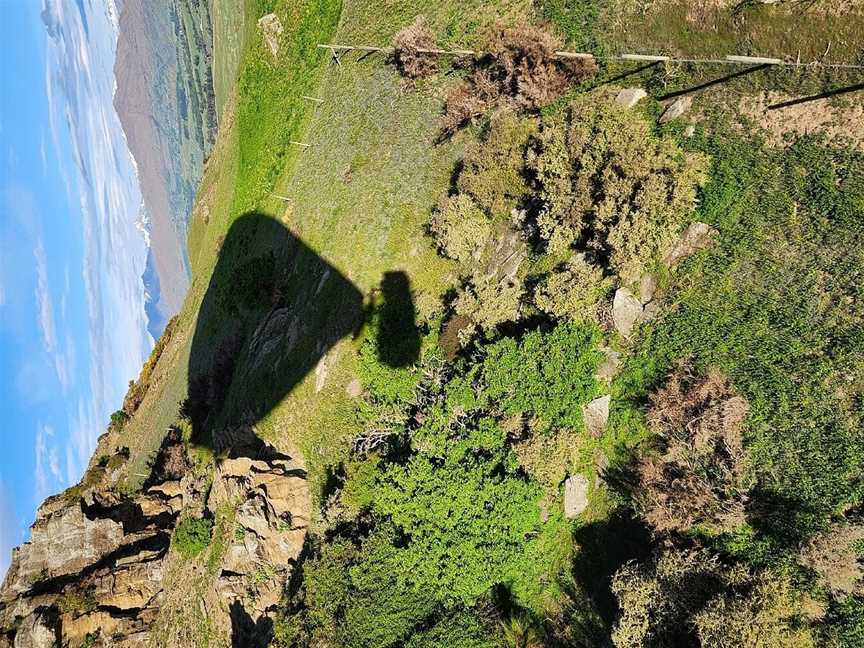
[375,271,420,368]
[184,211,367,452]
[182,212,422,644]
[229,599,273,648]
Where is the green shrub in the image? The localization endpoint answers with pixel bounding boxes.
[456,111,537,218]
[534,253,612,323]
[481,322,602,431]
[405,612,498,648]
[110,409,129,429]
[528,96,708,284]
[612,548,815,648]
[429,194,492,265]
[454,275,523,330]
[172,516,213,558]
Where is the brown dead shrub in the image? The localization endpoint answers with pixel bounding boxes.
[799,521,864,598]
[441,24,597,135]
[441,81,492,135]
[392,16,438,80]
[637,361,752,533]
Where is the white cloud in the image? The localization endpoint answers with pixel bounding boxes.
[33,239,56,353]
[66,399,98,485]
[34,424,55,502]
[40,136,48,176]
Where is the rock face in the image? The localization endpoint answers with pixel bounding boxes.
[209,444,310,621]
[564,475,590,519]
[0,483,181,648]
[616,87,647,109]
[0,430,310,648]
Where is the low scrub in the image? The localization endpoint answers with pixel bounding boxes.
[172,517,213,558]
[636,362,752,534]
[612,547,815,648]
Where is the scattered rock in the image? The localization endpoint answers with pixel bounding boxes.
[584,395,611,439]
[564,475,590,519]
[612,288,643,338]
[663,221,718,267]
[616,87,647,109]
[596,347,622,382]
[257,13,283,59]
[639,274,658,305]
[594,450,610,488]
[345,378,363,398]
[659,95,693,123]
[640,300,660,324]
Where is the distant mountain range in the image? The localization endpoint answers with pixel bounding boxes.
[114,0,218,337]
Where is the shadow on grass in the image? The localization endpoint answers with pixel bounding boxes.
[768,81,864,109]
[181,212,421,644]
[184,211,418,453]
[657,64,769,100]
[570,514,653,631]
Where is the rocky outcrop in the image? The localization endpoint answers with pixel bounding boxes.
[1,427,310,648]
[257,13,284,59]
[564,475,590,518]
[663,221,717,268]
[583,395,611,439]
[615,87,647,109]
[209,441,310,623]
[612,288,643,338]
[659,96,692,123]
[0,481,181,648]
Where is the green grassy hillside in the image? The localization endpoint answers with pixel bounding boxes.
[99,0,864,645]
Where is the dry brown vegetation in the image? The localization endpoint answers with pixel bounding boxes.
[146,427,191,485]
[612,547,816,648]
[392,16,438,80]
[799,521,864,598]
[637,361,751,533]
[441,25,597,134]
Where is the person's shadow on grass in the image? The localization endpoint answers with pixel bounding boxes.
[184,211,420,454]
[183,212,420,646]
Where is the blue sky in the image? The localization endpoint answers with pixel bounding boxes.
[0,0,155,578]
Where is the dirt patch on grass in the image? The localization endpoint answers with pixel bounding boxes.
[739,91,864,150]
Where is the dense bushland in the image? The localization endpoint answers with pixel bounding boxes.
[182,13,864,644]
[275,95,864,645]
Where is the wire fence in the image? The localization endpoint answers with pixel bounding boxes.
[317,43,864,71]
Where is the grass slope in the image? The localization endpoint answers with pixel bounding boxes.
[100,0,864,644]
